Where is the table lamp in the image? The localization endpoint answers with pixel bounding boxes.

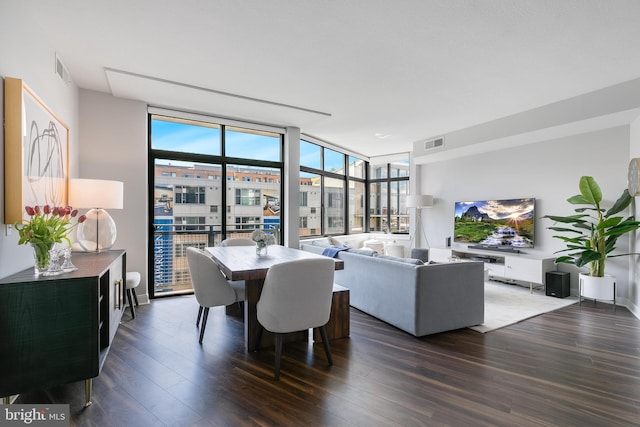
[69,178,124,252]
[406,194,433,248]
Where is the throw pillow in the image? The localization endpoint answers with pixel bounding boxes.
[328,236,344,246]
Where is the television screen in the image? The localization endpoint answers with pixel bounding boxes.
[453,198,535,248]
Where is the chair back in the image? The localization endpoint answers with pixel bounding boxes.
[186,247,238,307]
[257,258,335,333]
[221,238,255,247]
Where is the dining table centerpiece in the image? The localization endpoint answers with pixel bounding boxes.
[250,229,275,256]
[15,205,86,275]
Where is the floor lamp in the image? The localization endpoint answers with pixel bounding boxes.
[69,178,124,252]
[406,195,434,249]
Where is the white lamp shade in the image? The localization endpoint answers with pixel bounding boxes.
[69,179,124,209]
[406,195,433,208]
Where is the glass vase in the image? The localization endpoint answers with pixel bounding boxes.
[256,243,268,257]
[31,241,54,275]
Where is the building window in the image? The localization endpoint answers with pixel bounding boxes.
[327,190,343,209]
[175,186,205,204]
[235,216,261,230]
[235,189,261,206]
[174,216,206,231]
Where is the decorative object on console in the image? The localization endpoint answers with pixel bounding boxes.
[406,194,433,249]
[15,205,86,275]
[69,178,124,252]
[251,229,275,257]
[543,175,640,304]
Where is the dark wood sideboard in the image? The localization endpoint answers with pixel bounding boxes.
[0,250,126,406]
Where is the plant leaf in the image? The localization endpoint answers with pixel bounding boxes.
[606,190,633,217]
[579,176,602,206]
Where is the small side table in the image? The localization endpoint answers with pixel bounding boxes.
[314,284,350,342]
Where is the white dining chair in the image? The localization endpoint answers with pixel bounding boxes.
[186,247,245,344]
[256,257,335,380]
[221,238,255,247]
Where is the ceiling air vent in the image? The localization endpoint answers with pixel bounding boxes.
[423,137,444,151]
[55,54,71,84]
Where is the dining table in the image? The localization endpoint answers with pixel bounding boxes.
[205,244,344,351]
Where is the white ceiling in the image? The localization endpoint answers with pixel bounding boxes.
[16,0,640,157]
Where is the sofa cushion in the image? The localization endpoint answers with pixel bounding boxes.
[373,253,424,265]
[310,240,332,248]
[346,248,376,256]
[328,236,354,248]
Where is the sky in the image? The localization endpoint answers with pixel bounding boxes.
[151,118,350,171]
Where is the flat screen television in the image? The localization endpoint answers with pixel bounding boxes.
[453,198,535,248]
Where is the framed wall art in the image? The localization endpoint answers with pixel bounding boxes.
[4,77,69,224]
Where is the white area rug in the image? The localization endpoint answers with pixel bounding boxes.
[469,281,579,333]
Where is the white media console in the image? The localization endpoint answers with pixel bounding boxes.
[430,246,555,292]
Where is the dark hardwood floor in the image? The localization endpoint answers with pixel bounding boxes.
[15,295,640,427]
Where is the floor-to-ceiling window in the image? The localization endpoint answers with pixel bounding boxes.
[299,138,367,237]
[149,110,283,297]
[369,155,410,233]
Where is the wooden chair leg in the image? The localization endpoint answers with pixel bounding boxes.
[126,289,135,319]
[255,323,264,350]
[132,288,139,306]
[196,306,203,327]
[274,333,284,380]
[199,307,209,344]
[319,326,333,366]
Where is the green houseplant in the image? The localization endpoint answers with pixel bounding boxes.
[543,176,640,301]
[543,176,640,276]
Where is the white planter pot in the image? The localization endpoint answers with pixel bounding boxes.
[579,273,616,301]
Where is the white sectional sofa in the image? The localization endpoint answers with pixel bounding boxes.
[301,238,485,336]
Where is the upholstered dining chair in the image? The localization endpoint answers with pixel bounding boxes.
[221,238,255,247]
[256,257,335,380]
[186,247,245,344]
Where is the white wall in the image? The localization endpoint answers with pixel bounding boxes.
[79,90,149,303]
[629,115,640,315]
[418,126,637,308]
[0,3,80,278]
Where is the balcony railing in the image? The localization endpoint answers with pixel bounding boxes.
[152,223,280,296]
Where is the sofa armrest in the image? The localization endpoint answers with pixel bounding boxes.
[414,262,484,335]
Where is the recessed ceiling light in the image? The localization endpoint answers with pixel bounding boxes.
[374,133,390,139]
